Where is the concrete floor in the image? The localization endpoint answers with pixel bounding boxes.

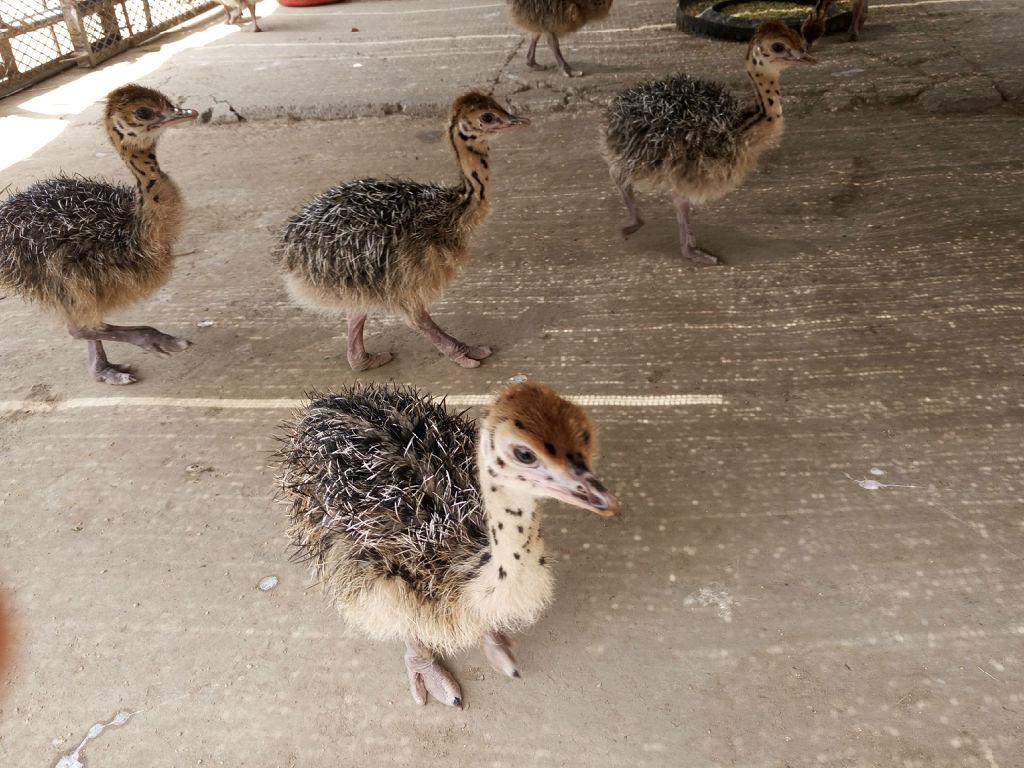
[1,0,1022,766]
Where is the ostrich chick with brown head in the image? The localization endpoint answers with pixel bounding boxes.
[508,0,614,77]
[278,92,529,371]
[0,85,197,384]
[603,22,816,264]
[278,381,618,707]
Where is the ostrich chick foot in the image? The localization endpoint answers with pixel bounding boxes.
[129,328,192,356]
[348,351,394,372]
[86,340,136,385]
[408,307,493,369]
[405,641,463,707]
[683,246,720,265]
[621,217,644,238]
[93,363,136,385]
[482,631,520,678]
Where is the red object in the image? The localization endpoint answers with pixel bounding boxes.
[278,0,344,6]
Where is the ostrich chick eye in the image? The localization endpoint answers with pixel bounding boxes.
[770,42,786,54]
[512,446,538,465]
[480,112,496,124]
[134,107,156,120]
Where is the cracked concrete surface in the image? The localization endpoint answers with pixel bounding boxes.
[1,0,1023,766]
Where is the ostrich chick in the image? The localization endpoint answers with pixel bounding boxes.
[217,0,260,32]
[278,381,619,707]
[802,0,868,45]
[278,92,529,371]
[603,22,816,264]
[508,0,613,77]
[0,85,197,384]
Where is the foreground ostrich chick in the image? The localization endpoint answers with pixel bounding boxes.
[0,85,197,384]
[603,22,816,264]
[508,0,614,77]
[278,381,618,707]
[278,92,529,371]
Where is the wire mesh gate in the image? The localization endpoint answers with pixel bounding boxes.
[0,0,215,99]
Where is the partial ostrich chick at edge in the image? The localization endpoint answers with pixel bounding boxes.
[603,21,816,264]
[277,381,619,707]
[0,85,197,384]
[277,92,529,372]
[801,0,868,45]
[507,0,614,77]
[217,0,261,32]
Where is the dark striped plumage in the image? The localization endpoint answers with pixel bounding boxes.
[276,179,468,308]
[604,75,747,185]
[278,383,487,604]
[0,176,142,312]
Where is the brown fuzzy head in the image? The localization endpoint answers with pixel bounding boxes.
[450,91,530,138]
[748,21,817,74]
[104,84,197,151]
[482,382,618,517]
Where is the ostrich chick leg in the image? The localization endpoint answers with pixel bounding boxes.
[404,639,463,707]
[547,33,583,77]
[849,0,867,40]
[670,190,719,265]
[69,323,192,356]
[346,313,394,371]
[482,631,520,678]
[407,306,492,369]
[247,0,261,31]
[525,34,549,69]
[86,340,136,385]
[617,179,644,238]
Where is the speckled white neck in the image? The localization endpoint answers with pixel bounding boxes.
[469,438,554,630]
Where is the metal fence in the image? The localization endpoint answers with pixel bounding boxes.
[0,0,215,98]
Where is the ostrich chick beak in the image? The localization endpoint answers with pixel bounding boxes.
[541,467,619,518]
[159,107,199,127]
[502,114,531,130]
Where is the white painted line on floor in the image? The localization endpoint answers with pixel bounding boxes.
[0,394,723,414]
[285,2,504,16]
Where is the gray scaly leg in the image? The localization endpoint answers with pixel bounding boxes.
[247,0,261,31]
[482,631,520,679]
[346,313,393,371]
[849,0,867,40]
[617,179,644,238]
[525,33,548,69]
[69,323,192,356]
[404,639,463,708]
[670,190,719,265]
[548,33,582,77]
[407,306,492,369]
[85,339,135,385]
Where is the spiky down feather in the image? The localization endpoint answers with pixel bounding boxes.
[604,75,747,187]
[277,383,488,611]
[276,179,470,311]
[0,175,145,318]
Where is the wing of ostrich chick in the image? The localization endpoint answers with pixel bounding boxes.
[605,75,745,183]
[278,179,466,288]
[0,176,139,304]
[279,383,489,604]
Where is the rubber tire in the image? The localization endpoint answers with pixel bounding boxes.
[676,0,853,41]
